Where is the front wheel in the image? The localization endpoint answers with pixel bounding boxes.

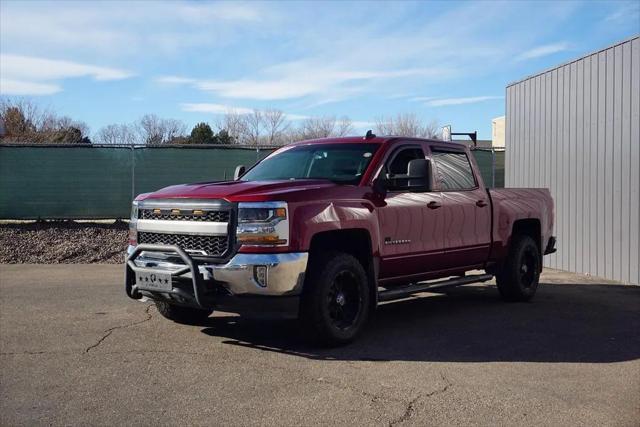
[300,252,370,346]
[495,235,541,302]
[155,301,213,324]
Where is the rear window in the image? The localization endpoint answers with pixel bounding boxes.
[431,150,476,190]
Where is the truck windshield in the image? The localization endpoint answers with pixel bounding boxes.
[241,143,379,185]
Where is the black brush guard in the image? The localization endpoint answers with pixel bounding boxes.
[126,244,212,308]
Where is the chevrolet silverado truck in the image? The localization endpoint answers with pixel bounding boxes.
[125,134,555,345]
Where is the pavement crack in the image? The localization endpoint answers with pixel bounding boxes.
[316,377,403,405]
[425,372,452,397]
[389,394,421,427]
[84,305,153,354]
[388,372,452,426]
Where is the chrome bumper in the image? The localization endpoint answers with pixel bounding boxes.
[126,245,308,297]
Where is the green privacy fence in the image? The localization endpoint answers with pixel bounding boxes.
[471,148,505,189]
[0,144,504,219]
[0,144,272,219]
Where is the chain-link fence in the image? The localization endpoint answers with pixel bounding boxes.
[1,144,504,219]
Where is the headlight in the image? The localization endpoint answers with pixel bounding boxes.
[237,202,289,246]
[129,201,139,246]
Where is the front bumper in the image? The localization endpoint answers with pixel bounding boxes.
[125,244,308,317]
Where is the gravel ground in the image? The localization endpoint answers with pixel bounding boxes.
[0,221,128,264]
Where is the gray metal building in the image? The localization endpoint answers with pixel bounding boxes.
[505,36,639,285]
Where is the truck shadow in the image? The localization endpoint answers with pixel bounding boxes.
[200,282,640,363]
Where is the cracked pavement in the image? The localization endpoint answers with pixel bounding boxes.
[1,265,639,426]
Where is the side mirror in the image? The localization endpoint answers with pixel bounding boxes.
[372,177,388,199]
[406,159,431,190]
[234,165,246,180]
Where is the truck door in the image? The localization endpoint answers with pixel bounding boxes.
[377,144,446,280]
[429,145,492,268]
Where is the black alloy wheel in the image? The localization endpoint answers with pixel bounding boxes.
[496,234,541,302]
[326,270,364,331]
[301,252,371,346]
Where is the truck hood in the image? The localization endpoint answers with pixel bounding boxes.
[138,179,340,202]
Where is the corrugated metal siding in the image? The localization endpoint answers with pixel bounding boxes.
[506,36,640,285]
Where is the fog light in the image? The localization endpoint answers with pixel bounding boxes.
[253,265,268,287]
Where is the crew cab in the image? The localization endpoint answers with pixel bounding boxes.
[125,134,555,345]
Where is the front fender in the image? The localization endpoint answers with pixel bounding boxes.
[289,200,381,257]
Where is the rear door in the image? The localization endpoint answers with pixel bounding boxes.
[376,143,446,279]
[429,144,491,268]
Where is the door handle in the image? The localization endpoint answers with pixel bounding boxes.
[427,201,442,209]
[476,200,488,207]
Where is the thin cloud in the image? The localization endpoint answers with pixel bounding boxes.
[1,54,133,81]
[176,3,263,23]
[180,103,253,115]
[162,66,449,102]
[425,96,503,107]
[1,1,268,56]
[0,79,61,96]
[285,114,310,121]
[604,2,640,22]
[409,96,437,103]
[0,54,132,96]
[515,42,569,61]
[157,76,197,85]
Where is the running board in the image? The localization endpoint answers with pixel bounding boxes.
[378,274,494,302]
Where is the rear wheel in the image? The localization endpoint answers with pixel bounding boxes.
[155,301,213,324]
[301,252,370,346]
[496,235,541,302]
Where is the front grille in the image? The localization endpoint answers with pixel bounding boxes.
[138,232,229,257]
[139,209,229,222]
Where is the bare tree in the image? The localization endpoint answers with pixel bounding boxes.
[374,113,439,139]
[297,115,349,140]
[294,115,355,140]
[243,109,263,146]
[163,118,187,142]
[262,109,290,146]
[43,115,90,137]
[216,110,248,144]
[136,114,161,144]
[95,123,137,145]
[135,114,187,144]
[334,116,354,137]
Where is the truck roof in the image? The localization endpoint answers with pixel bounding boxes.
[288,135,468,148]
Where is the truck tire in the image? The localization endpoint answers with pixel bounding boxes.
[496,235,541,302]
[154,301,213,324]
[301,252,370,346]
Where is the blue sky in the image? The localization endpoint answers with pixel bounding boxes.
[1,0,638,140]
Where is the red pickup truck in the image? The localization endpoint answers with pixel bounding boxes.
[125,134,555,345]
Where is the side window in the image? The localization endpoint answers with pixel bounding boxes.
[385,147,425,191]
[431,150,476,190]
[387,148,424,176]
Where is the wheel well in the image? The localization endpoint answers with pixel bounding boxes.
[308,229,377,307]
[512,219,541,255]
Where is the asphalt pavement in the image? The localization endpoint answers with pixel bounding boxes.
[1,265,639,426]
